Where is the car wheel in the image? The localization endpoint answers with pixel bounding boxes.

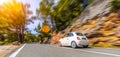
[71,41,77,48]
[83,45,88,48]
[58,41,62,47]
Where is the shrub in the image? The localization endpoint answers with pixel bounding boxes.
[111,0,120,11]
[4,39,10,44]
[0,41,4,45]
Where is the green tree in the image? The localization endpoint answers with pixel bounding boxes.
[111,0,120,11]
[35,22,50,44]
[36,0,54,31]
[24,31,39,43]
[37,0,83,31]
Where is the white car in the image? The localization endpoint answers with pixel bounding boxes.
[58,32,89,48]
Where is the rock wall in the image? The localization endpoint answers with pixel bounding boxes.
[64,0,113,35]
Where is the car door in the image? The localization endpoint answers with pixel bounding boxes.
[66,33,74,46]
[61,37,68,46]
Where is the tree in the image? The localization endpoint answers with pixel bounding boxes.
[37,0,84,31]
[36,0,55,31]
[51,0,84,31]
[0,0,32,43]
[111,0,120,11]
[24,31,39,43]
[35,22,51,44]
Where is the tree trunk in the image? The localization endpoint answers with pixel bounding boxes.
[16,27,20,43]
[16,25,25,44]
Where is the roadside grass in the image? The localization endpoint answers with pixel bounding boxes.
[0,41,4,45]
[0,41,13,45]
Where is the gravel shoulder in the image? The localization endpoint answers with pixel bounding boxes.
[0,45,19,57]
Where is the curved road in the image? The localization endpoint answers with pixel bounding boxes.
[7,44,120,57]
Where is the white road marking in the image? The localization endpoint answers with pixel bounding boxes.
[95,47,120,50]
[105,48,120,51]
[78,49,120,57]
[56,46,120,57]
[9,44,26,57]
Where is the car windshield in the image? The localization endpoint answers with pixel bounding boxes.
[76,32,83,36]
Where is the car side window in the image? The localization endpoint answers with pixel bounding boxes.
[67,33,74,37]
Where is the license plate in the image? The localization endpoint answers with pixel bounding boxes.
[82,38,86,40]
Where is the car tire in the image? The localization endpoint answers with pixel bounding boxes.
[83,45,88,48]
[71,41,77,48]
[58,41,62,47]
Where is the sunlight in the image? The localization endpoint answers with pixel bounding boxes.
[0,0,9,5]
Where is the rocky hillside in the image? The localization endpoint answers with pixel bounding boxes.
[62,0,120,47]
[64,0,112,34]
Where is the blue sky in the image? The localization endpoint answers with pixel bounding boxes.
[17,0,41,15]
[17,0,42,34]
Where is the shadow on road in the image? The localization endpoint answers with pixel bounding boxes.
[64,46,93,49]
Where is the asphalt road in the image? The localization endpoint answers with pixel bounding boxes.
[8,44,120,57]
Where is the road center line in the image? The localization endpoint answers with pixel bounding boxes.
[9,44,26,57]
[77,49,120,57]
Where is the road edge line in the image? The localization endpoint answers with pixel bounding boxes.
[56,46,120,57]
[79,49,120,57]
[9,44,26,57]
